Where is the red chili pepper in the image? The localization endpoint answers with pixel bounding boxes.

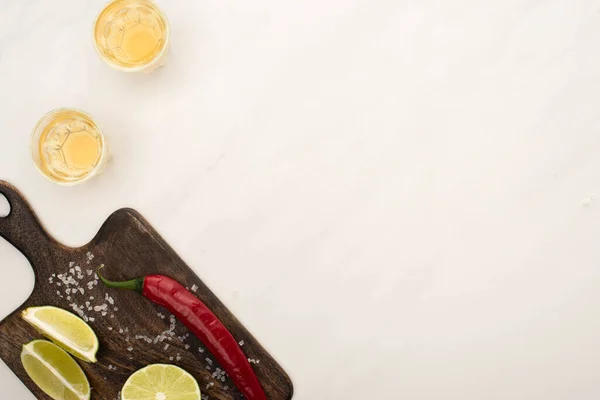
[98,267,267,400]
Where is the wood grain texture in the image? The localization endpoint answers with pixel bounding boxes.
[0,181,293,400]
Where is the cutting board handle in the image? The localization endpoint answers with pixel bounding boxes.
[0,181,54,262]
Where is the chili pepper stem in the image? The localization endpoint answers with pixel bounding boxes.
[97,265,144,294]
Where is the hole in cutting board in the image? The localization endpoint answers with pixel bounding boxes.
[0,193,9,217]
[0,194,35,323]
[0,236,35,321]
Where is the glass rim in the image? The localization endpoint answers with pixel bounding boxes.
[92,0,171,73]
[31,107,108,186]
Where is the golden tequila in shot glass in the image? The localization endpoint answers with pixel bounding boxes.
[31,108,108,186]
[93,0,170,73]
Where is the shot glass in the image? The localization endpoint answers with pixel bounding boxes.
[93,0,170,73]
[31,108,108,186]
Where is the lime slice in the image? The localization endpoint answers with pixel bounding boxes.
[21,340,91,400]
[21,306,99,363]
[121,364,201,400]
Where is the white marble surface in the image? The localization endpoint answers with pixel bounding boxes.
[1,0,600,398]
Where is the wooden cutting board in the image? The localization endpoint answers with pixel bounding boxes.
[0,181,293,400]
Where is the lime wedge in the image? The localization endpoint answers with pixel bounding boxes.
[121,364,201,400]
[22,306,99,363]
[21,340,91,400]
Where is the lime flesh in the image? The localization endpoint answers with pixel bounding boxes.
[22,306,99,363]
[121,364,201,400]
[21,340,91,400]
